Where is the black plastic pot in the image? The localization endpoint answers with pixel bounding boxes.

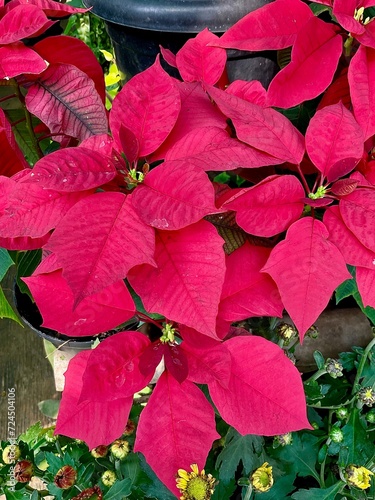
[83,0,278,86]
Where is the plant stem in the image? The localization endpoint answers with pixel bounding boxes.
[13,79,44,160]
[351,336,375,399]
[305,368,327,383]
[297,164,311,195]
[243,484,253,500]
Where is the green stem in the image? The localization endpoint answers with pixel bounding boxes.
[13,79,44,161]
[351,336,375,399]
[305,368,327,383]
[319,411,333,488]
[243,484,253,500]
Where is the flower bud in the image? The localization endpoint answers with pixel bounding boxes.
[71,486,103,500]
[250,462,273,492]
[273,433,293,447]
[306,325,319,339]
[110,439,130,460]
[54,465,77,489]
[91,445,109,458]
[101,470,116,487]
[329,426,343,443]
[2,444,20,464]
[123,419,136,436]
[276,323,297,344]
[14,460,34,483]
[325,358,343,378]
[335,407,349,420]
[357,387,375,407]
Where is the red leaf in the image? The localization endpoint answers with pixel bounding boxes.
[305,103,363,182]
[110,57,181,158]
[80,331,152,403]
[324,205,375,268]
[207,85,305,164]
[23,272,136,336]
[267,17,342,108]
[176,28,226,85]
[0,108,28,176]
[19,147,116,192]
[330,178,359,196]
[0,5,54,44]
[262,217,351,338]
[131,160,217,230]
[79,134,113,156]
[33,35,106,103]
[164,343,189,384]
[0,234,49,250]
[224,175,305,237]
[55,351,133,449]
[0,43,47,78]
[150,81,227,161]
[181,341,232,387]
[356,266,375,308]
[5,0,88,17]
[165,126,282,170]
[0,179,86,238]
[218,242,284,324]
[348,45,375,140]
[318,67,351,110]
[160,45,177,68]
[118,124,139,164]
[25,63,108,142]
[339,188,375,251]
[45,192,155,304]
[215,0,313,51]
[134,372,219,495]
[333,0,366,35]
[128,220,225,338]
[209,336,311,435]
[226,80,267,106]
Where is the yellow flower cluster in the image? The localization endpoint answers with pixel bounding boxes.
[346,465,374,490]
[176,464,216,500]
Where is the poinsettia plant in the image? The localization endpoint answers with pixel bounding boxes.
[2,0,375,496]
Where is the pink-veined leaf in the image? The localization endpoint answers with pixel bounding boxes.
[0,108,28,176]
[0,179,87,238]
[217,241,284,325]
[23,272,136,337]
[348,45,375,140]
[305,102,363,182]
[339,188,375,251]
[224,175,305,237]
[214,0,313,51]
[150,81,227,161]
[4,0,88,17]
[356,266,375,308]
[209,336,311,435]
[323,205,375,268]
[131,160,217,230]
[55,351,133,449]
[262,217,351,339]
[109,56,181,158]
[354,21,375,49]
[79,133,113,156]
[0,42,47,78]
[45,192,156,305]
[118,124,139,164]
[33,35,106,103]
[176,28,226,85]
[333,0,366,34]
[128,220,225,338]
[267,17,342,108]
[25,63,108,142]
[165,126,283,170]
[0,234,49,250]
[330,178,359,196]
[79,331,152,403]
[19,147,116,192]
[134,372,220,496]
[226,80,267,106]
[0,5,54,44]
[181,341,232,388]
[160,45,177,68]
[207,85,305,164]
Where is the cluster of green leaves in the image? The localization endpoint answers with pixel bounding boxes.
[0,404,177,500]
[209,333,375,499]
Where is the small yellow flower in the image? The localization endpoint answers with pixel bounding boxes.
[176,464,216,500]
[101,469,116,487]
[346,465,374,490]
[110,439,130,460]
[250,462,274,492]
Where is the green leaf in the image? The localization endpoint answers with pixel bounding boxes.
[119,454,143,490]
[38,400,60,419]
[138,454,176,500]
[335,278,356,304]
[4,491,25,500]
[304,380,324,405]
[339,408,375,465]
[211,478,236,500]
[103,478,132,499]
[309,2,332,16]
[254,471,296,499]
[18,421,44,444]
[273,433,320,483]
[15,250,42,298]
[0,285,23,325]
[313,350,325,370]
[291,481,345,499]
[215,428,264,485]
[0,248,14,280]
